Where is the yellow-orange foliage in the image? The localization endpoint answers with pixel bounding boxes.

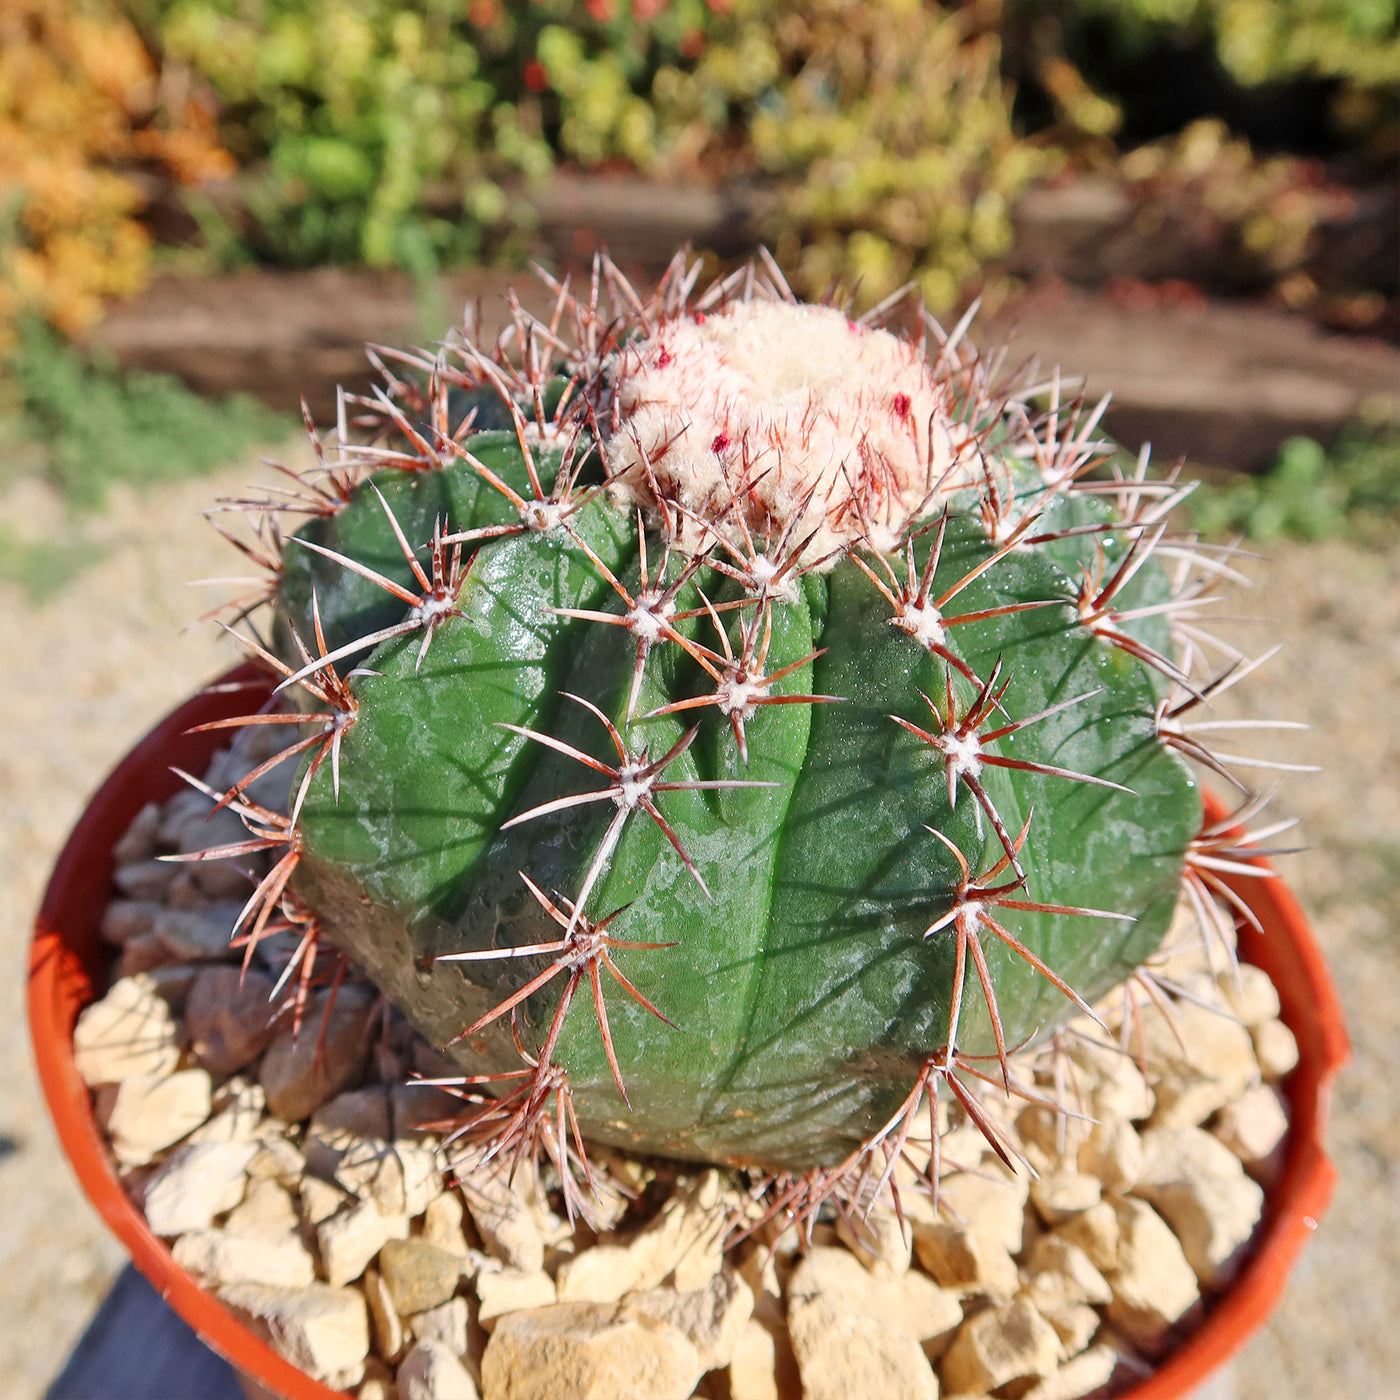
[0,0,233,345]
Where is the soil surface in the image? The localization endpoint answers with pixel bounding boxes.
[2,435,1396,1398]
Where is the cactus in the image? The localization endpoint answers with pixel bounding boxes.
[205,254,1238,1215]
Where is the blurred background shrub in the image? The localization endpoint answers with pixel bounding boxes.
[1187,418,1400,542]
[0,0,233,346]
[3,0,1395,339]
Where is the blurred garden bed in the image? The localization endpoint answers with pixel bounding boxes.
[87,252,1400,475]
[7,0,1398,347]
[4,0,1397,522]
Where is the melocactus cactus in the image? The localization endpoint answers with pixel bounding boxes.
[206,255,1240,1213]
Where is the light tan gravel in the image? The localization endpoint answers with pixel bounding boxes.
[1203,527,1400,1400]
[0,438,309,1400]
[1,441,1395,1398]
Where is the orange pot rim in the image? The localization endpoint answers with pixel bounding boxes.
[29,665,1350,1400]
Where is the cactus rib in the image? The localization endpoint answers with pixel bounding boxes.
[183,251,1310,1223]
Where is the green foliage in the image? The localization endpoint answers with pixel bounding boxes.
[1188,423,1400,542]
[736,1,1054,310]
[142,0,1046,311]
[1070,0,1400,91]
[1,319,291,508]
[0,529,100,604]
[140,0,1393,314]
[146,0,719,270]
[0,0,233,345]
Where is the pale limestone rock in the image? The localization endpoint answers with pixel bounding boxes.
[248,1134,306,1186]
[212,1073,267,1117]
[260,988,375,1121]
[100,899,161,945]
[476,1268,557,1326]
[666,1172,731,1293]
[328,1135,393,1196]
[624,1268,754,1371]
[1016,1104,1093,1163]
[835,1206,912,1276]
[1022,1261,1105,1355]
[173,1227,316,1288]
[569,1153,637,1234]
[889,1160,941,1226]
[481,1302,700,1400]
[357,1356,396,1400]
[1021,1344,1118,1400]
[225,1179,299,1238]
[461,1161,545,1274]
[940,1297,1061,1395]
[1253,1019,1300,1079]
[1030,1173,1101,1226]
[365,1267,405,1364]
[397,1339,479,1400]
[99,1068,212,1168]
[143,1136,256,1237]
[422,1191,471,1258]
[73,974,181,1085]
[302,1175,353,1227]
[672,1230,725,1294]
[1063,1034,1155,1123]
[729,1318,779,1400]
[940,1115,998,1171]
[1033,1294,1099,1358]
[788,1246,962,1345]
[1054,1202,1120,1274]
[1141,1002,1258,1129]
[1212,1083,1289,1165]
[1103,1198,1201,1356]
[319,1199,411,1288]
[789,1295,938,1400]
[1020,1196,1048,1266]
[1025,1235,1112,1305]
[937,1166,1029,1254]
[408,1297,469,1356]
[370,1143,443,1219]
[1217,964,1281,1026]
[1077,1118,1143,1195]
[1132,1127,1265,1288]
[380,1238,467,1316]
[556,1171,727,1304]
[735,1244,781,1312]
[153,902,245,960]
[912,1221,1018,1299]
[220,1281,370,1385]
[188,1077,266,1144]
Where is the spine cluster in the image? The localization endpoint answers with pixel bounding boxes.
[186,252,1303,1224]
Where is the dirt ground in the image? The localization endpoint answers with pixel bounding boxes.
[1,438,1396,1399]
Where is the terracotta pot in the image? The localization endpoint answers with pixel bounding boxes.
[30,666,1350,1400]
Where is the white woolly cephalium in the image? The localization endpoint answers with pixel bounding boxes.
[601,300,983,565]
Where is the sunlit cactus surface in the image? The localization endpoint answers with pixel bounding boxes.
[207,255,1227,1200]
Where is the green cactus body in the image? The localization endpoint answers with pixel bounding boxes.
[248,270,1200,1178]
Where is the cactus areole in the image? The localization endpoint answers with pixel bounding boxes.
[235,257,1203,1185]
